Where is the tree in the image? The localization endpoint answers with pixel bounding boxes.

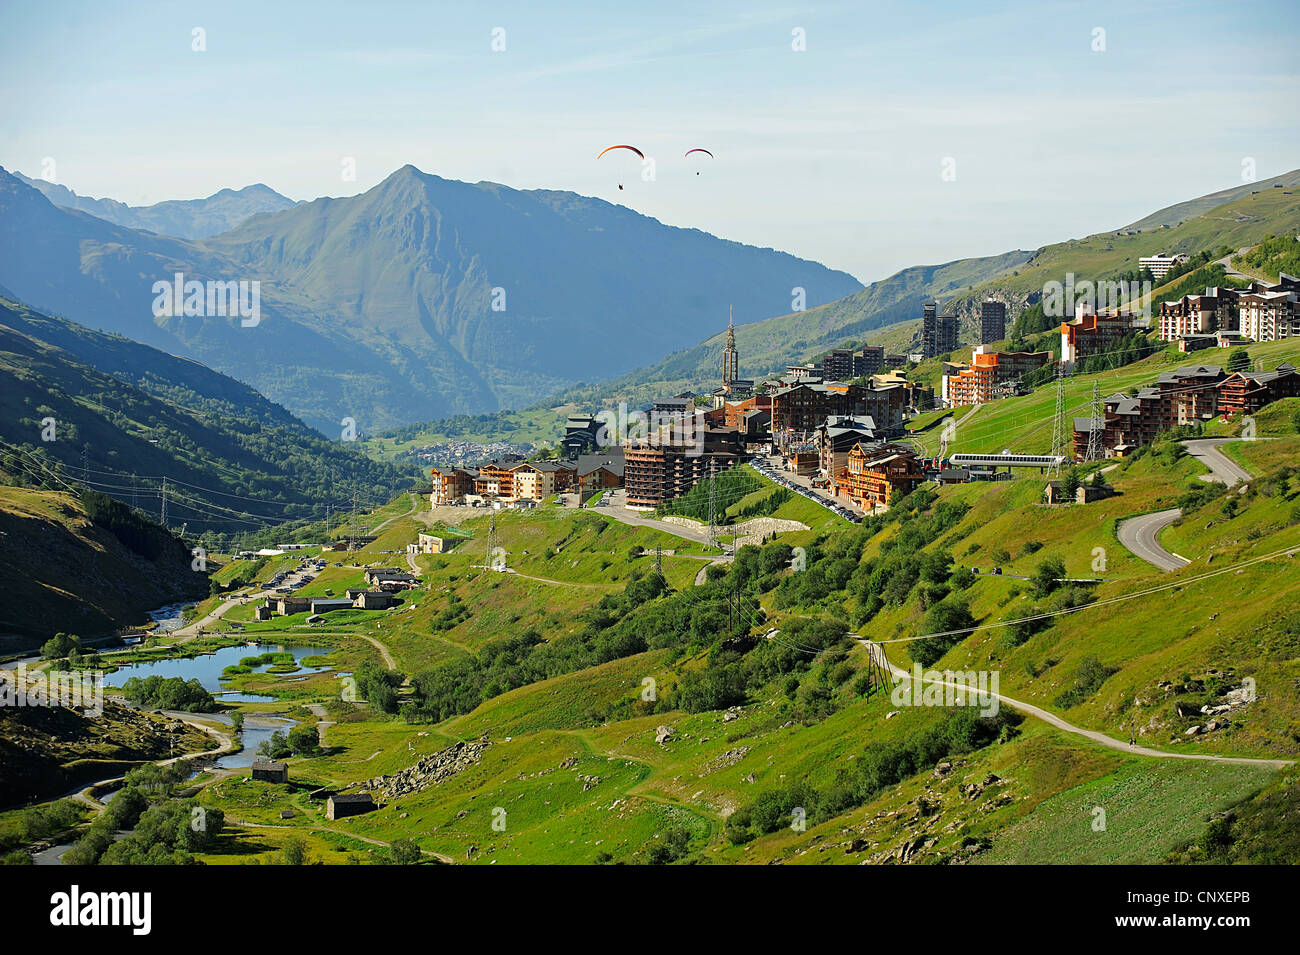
[280,835,310,866]
[287,724,321,756]
[1031,556,1067,598]
[387,838,422,865]
[1059,468,1080,502]
[1227,348,1252,373]
[910,598,976,667]
[40,632,81,660]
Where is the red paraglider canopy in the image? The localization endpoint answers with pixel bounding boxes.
[684,148,714,158]
[597,144,645,160]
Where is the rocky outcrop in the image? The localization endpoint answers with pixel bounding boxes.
[363,738,489,801]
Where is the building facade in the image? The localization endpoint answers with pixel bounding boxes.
[980,300,1007,344]
[623,429,742,509]
[832,443,924,510]
[942,346,1051,406]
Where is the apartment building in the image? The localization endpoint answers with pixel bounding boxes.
[1158,288,1236,340]
[854,345,886,377]
[817,415,878,477]
[431,466,477,506]
[1060,309,1141,369]
[510,460,576,501]
[980,300,1007,344]
[769,380,866,438]
[922,300,959,358]
[832,443,925,510]
[1159,275,1300,344]
[1218,362,1300,415]
[721,394,773,429]
[1071,364,1234,458]
[474,462,517,500]
[821,348,855,381]
[1238,288,1300,342]
[1139,253,1189,281]
[941,346,1051,407]
[623,428,743,509]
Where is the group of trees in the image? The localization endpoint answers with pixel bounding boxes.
[119,675,216,712]
[40,632,82,661]
[63,762,224,866]
[79,489,188,562]
[258,725,321,759]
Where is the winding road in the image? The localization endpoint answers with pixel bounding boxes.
[1116,438,1252,572]
[859,639,1292,769]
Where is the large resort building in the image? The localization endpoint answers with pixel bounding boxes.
[942,346,1051,407]
[1073,362,1300,459]
[623,428,743,509]
[1158,274,1300,345]
[830,442,925,511]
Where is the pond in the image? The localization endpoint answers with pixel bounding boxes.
[107,642,332,698]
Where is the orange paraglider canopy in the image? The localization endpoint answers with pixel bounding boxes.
[684,148,713,158]
[597,144,645,160]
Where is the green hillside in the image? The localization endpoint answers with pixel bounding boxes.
[0,485,205,646]
[0,297,413,546]
[22,406,1296,865]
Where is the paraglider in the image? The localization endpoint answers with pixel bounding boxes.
[685,148,713,174]
[598,145,645,190]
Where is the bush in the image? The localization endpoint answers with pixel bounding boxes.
[1054,655,1115,709]
[910,598,976,667]
[387,838,422,864]
[1030,556,1067,598]
[287,724,321,756]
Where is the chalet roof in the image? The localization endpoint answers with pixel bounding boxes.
[576,451,626,477]
[330,793,374,805]
[513,460,573,473]
[252,760,287,772]
[1073,416,1104,431]
[1114,398,1142,415]
[1157,365,1222,383]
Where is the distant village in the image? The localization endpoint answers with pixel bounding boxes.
[427,265,1300,520]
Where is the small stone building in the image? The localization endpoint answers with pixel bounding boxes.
[251,760,288,784]
[327,793,376,820]
[353,590,395,610]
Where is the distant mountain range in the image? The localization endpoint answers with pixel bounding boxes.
[0,165,862,432]
[12,171,297,239]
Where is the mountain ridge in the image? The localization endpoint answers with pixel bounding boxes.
[12,171,297,239]
[0,164,863,431]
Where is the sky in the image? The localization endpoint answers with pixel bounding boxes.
[2,0,1298,284]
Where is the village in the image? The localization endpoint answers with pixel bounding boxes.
[424,266,1300,522]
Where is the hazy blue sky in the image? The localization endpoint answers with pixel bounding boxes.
[2,0,1297,282]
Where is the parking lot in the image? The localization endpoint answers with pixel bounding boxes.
[748,454,865,523]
